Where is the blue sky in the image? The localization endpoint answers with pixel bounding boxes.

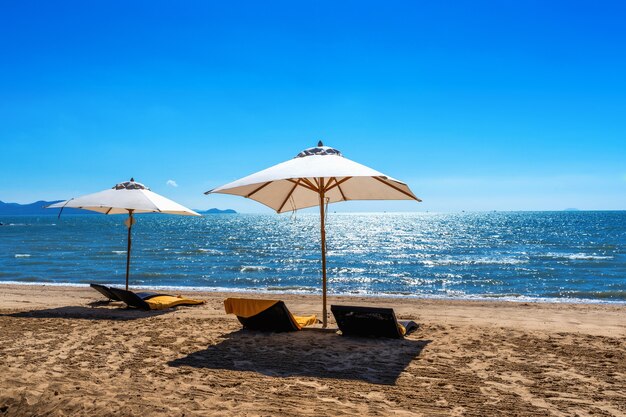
[1,1,624,212]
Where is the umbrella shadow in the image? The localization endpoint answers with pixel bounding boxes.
[2,305,171,321]
[169,329,431,385]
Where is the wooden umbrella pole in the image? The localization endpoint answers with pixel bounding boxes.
[319,178,327,328]
[125,210,133,291]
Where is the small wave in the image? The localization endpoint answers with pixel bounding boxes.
[112,250,127,255]
[422,258,528,266]
[197,248,223,255]
[540,252,613,261]
[266,285,318,293]
[329,267,367,274]
[15,254,31,258]
[566,253,612,260]
[546,290,626,300]
[134,272,166,278]
[363,260,395,266]
[240,266,270,272]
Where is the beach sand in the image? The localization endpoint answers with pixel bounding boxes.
[0,284,624,416]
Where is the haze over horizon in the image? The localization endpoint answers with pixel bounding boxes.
[1,1,624,213]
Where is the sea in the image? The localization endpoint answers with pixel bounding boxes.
[1,211,625,303]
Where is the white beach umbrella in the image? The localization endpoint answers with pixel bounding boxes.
[206,142,420,327]
[47,178,200,290]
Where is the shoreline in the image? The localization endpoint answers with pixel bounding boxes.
[1,283,624,337]
[2,281,626,306]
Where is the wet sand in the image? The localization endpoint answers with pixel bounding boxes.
[0,284,624,416]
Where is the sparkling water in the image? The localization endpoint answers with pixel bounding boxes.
[1,211,625,303]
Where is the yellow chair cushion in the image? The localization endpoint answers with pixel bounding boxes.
[224,298,317,330]
[224,298,280,318]
[292,315,318,328]
[145,295,205,310]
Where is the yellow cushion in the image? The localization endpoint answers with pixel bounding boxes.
[397,323,406,336]
[224,298,280,318]
[224,298,317,330]
[292,315,318,329]
[145,295,205,310]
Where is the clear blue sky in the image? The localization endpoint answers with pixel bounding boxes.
[1,1,624,212]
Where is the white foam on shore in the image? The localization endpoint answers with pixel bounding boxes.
[1,281,625,305]
[0,281,90,288]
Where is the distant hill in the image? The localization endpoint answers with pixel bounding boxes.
[0,201,237,216]
[197,208,237,214]
[0,200,97,216]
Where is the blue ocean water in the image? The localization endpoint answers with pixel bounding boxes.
[1,212,625,303]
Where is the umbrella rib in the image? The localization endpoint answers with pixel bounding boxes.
[323,176,352,193]
[373,176,422,201]
[334,178,348,201]
[337,184,347,201]
[287,178,317,192]
[302,178,320,192]
[323,177,337,193]
[277,180,301,213]
[245,182,272,198]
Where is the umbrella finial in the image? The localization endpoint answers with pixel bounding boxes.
[295,142,343,158]
[114,178,148,190]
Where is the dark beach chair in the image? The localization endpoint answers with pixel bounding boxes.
[108,287,205,311]
[224,297,317,332]
[330,305,418,338]
[90,283,162,302]
[90,283,122,301]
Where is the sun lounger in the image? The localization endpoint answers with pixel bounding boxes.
[108,287,205,311]
[90,283,122,301]
[90,283,165,302]
[224,297,317,332]
[330,305,418,338]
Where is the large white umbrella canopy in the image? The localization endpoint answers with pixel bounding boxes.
[206,142,420,326]
[47,178,200,290]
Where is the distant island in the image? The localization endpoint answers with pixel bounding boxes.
[196,208,237,214]
[0,201,236,216]
[0,200,97,216]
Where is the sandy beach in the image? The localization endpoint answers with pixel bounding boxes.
[0,284,624,416]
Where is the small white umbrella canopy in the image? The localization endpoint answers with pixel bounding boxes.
[206,142,420,327]
[47,178,200,290]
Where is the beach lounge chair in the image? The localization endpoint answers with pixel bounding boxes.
[90,283,122,301]
[224,297,317,332]
[330,305,418,338]
[108,287,205,311]
[90,283,167,302]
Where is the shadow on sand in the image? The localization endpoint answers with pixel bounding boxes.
[169,329,431,385]
[2,304,171,321]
